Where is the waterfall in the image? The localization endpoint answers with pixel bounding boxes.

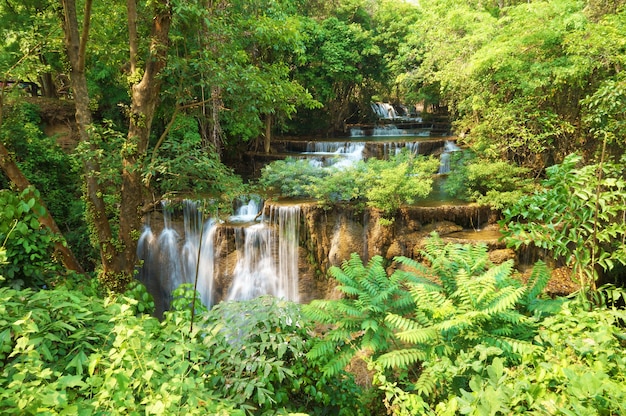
[228,204,301,302]
[350,127,365,137]
[227,223,275,301]
[438,140,461,174]
[371,102,397,119]
[272,205,301,302]
[138,200,301,310]
[230,196,263,222]
[304,141,366,169]
[372,125,406,136]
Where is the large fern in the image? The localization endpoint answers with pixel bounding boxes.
[306,234,553,408]
[375,234,552,405]
[304,254,418,377]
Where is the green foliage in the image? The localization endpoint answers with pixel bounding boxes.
[146,115,248,209]
[439,294,626,415]
[258,153,439,215]
[501,153,626,294]
[190,295,364,415]
[304,233,553,414]
[291,14,385,133]
[123,280,156,315]
[258,157,328,199]
[0,285,241,414]
[0,187,62,289]
[0,102,92,269]
[304,254,421,377]
[398,0,626,169]
[375,235,550,408]
[362,153,439,215]
[444,151,535,209]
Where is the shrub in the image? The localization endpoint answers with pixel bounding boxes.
[197,295,365,415]
[305,233,554,414]
[0,188,62,289]
[501,153,626,295]
[0,285,241,415]
[258,152,439,215]
[444,151,534,209]
[146,115,248,210]
[441,293,626,415]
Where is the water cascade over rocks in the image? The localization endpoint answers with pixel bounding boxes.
[137,200,302,316]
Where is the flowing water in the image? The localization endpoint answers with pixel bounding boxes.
[137,199,301,313]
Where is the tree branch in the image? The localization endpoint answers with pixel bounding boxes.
[77,0,93,72]
[127,0,138,74]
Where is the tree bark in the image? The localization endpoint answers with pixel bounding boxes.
[60,0,172,291]
[119,0,172,279]
[61,0,119,284]
[264,113,273,154]
[127,0,138,74]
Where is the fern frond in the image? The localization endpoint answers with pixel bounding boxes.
[396,327,440,345]
[487,335,536,357]
[414,366,438,397]
[365,256,388,293]
[487,260,515,286]
[409,284,447,312]
[322,349,355,377]
[377,348,428,369]
[385,313,422,332]
[494,310,528,326]
[334,300,365,317]
[388,293,417,314]
[452,269,491,308]
[394,255,433,278]
[306,339,338,361]
[483,285,526,315]
[338,284,363,298]
[524,260,551,303]
[302,301,338,323]
[436,315,478,333]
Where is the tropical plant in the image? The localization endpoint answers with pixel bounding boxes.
[304,233,553,414]
[362,153,439,216]
[501,153,626,296]
[304,254,420,378]
[439,291,626,415]
[258,152,439,215]
[180,292,364,415]
[145,114,248,208]
[375,235,551,408]
[444,151,535,209]
[0,283,242,415]
[258,157,327,199]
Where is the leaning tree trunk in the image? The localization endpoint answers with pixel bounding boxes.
[0,140,83,273]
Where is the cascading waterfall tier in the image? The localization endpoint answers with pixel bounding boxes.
[136,199,302,315]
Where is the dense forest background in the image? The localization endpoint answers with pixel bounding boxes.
[1,0,626,414]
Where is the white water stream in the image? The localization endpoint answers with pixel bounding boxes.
[137,200,301,310]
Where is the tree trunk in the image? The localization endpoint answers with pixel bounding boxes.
[61,0,171,291]
[119,0,172,280]
[0,141,84,273]
[264,113,273,154]
[61,0,119,287]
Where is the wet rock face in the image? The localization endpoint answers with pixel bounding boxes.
[299,203,500,278]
